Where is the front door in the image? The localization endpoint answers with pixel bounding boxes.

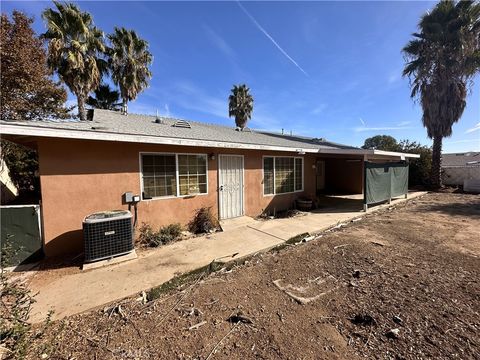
[316,160,325,193]
[218,155,244,219]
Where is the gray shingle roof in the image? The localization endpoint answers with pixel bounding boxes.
[442,152,480,167]
[1,109,357,151]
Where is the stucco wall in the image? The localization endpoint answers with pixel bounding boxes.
[37,138,316,256]
[324,158,364,194]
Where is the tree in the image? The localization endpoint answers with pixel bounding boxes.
[42,1,106,121]
[228,84,254,129]
[108,27,153,115]
[362,135,400,151]
[362,135,433,187]
[0,11,69,121]
[87,84,120,110]
[0,140,39,200]
[398,140,432,187]
[402,0,480,189]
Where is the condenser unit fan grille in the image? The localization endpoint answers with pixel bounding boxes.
[83,210,133,262]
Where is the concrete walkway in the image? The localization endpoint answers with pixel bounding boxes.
[27,191,426,322]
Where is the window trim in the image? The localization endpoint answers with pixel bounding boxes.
[262,155,304,196]
[139,152,209,201]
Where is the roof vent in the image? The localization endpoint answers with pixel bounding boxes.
[154,118,166,124]
[172,119,191,128]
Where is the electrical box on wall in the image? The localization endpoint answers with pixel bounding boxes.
[123,192,133,204]
[123,192,140,204]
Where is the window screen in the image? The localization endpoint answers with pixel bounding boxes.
[141,153,208,199]
[263,157,274,195]
[295,158,303,191]
[275,157,295,193]
[263,157,303,195]
[178,154,207,195]
[142,154,176,198]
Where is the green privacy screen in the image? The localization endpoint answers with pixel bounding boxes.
[1,205,43,267]
[364,162,409,205]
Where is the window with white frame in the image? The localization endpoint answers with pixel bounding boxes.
[263,156,303,195]
[141,153,207,199]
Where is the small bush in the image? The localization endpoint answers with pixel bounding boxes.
[188,207,219,234]
[159,223,183,245]
[137,222,183,247]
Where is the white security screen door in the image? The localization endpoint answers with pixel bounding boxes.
[218,155,244,219]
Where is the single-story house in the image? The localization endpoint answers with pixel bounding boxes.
[1,109,419,258]
[442,152,480,186]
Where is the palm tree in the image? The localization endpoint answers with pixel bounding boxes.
[228,84,254,129]
[108,27,153,115]
[42,1,106,121]
[87,84,121,110]
[403,0,480,188]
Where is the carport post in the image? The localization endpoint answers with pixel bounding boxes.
[363,160,368,212]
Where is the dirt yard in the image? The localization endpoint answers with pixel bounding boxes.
[21,192,480,359]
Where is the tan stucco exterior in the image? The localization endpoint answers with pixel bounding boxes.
[37,138,322,256]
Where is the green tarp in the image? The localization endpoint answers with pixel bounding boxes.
[1,205,43,267]
[364,162,409,205]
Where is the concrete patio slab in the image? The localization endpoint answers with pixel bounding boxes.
[26,191,426,323]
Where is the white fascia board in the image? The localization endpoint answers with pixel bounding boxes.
[316,148,419,159]
[372,150,420,159]
[0,124,320,153]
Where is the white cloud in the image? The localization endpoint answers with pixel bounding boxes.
[237,1,309,77]
[397,120,412,126]
[387,73,400,84]
[172,81,228,119]
[164,104,170,117]
[465,122,480,134]
[203,24,236,60]
[311,103,327,115]
[353,126,413,133]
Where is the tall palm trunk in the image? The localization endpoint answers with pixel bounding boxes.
[430,135,443,189]
[122,97,128,115]
[77,94,87,121]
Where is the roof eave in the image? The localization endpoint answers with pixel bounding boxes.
[0,123,320,153]
[0,123,420,159]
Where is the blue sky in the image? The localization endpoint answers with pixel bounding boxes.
[3,1,479,152]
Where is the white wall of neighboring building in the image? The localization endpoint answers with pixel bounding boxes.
[442,166,480,186]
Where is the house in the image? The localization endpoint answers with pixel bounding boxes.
[442,152,480,187]
[0,109,419,258]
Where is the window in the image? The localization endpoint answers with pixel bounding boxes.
[263,156,303,195]
[178,154,207,196]
[141,153,207,199]
[263,157,274,195]
[142,154,176,198]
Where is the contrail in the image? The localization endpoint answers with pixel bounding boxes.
[237,1,309,77]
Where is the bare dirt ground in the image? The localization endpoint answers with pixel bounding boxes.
[22,192,480,359]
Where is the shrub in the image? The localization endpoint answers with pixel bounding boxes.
[188,207,219,234]
[137,223,161,247]
[158,223,183,245]
[137,222,183,247]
